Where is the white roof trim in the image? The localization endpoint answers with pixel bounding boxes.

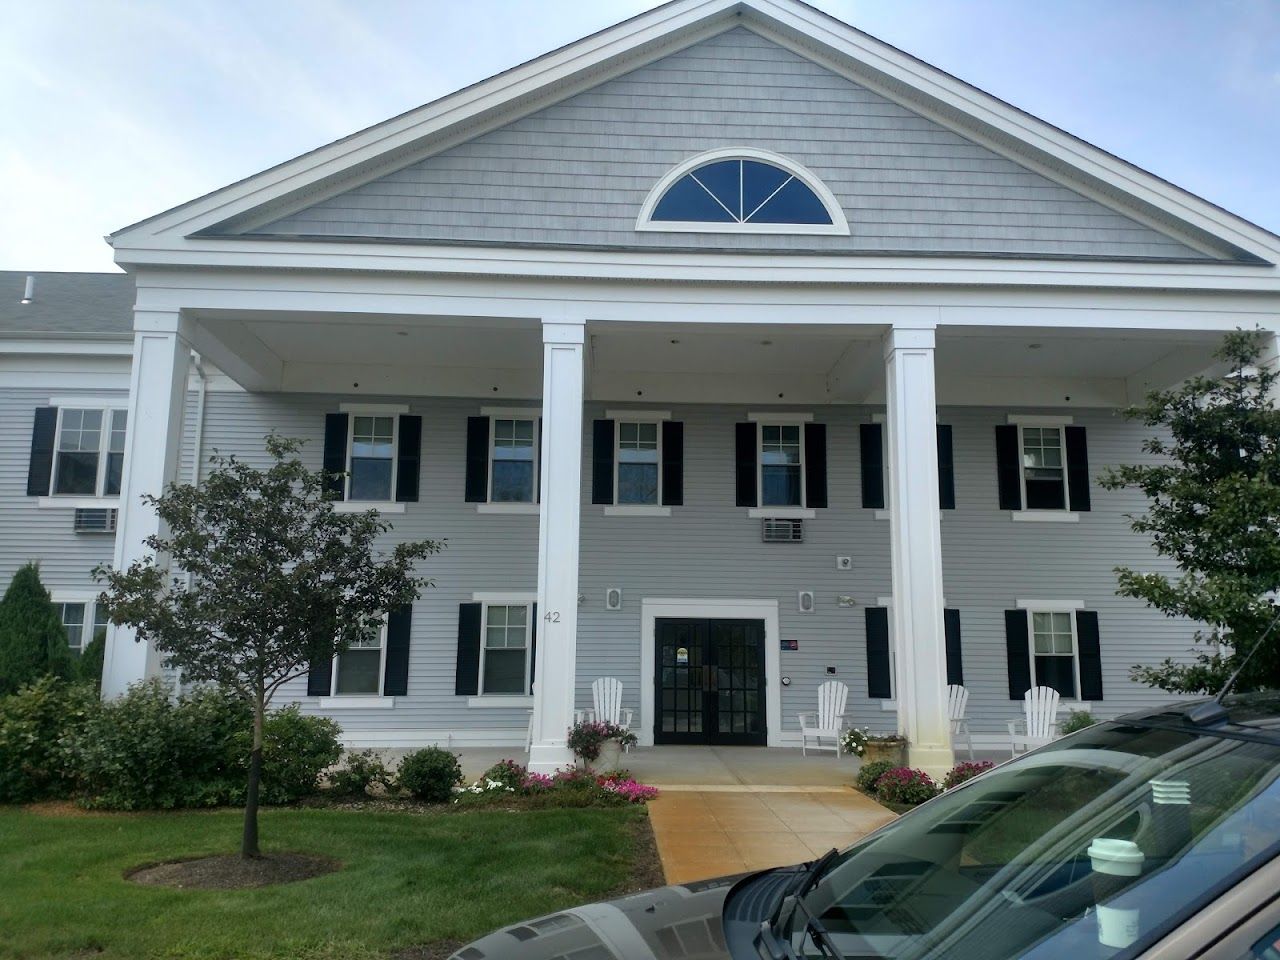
[108,0,1280,265]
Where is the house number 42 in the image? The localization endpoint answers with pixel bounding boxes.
[543,610,561,623]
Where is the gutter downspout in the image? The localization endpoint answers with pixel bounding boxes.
[190,351,208,486]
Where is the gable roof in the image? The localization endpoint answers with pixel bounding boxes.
[108,0,1279,267]
[0,271,133,340]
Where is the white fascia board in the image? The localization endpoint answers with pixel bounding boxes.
[743,0,1280,262]
[108,0,740,243]
[108,0,1280,265]
[0,339,134,356]
[114,237,1280,294]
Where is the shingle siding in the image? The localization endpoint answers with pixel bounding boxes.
[254,28,1207,260]
[171,390,1194,743]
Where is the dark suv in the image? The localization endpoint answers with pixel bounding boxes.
[450,694,1280,960]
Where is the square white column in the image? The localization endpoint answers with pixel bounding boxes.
[101,314,191,698]
[528,319,586,773]
[884,324,953,776]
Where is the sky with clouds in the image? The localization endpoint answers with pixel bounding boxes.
[1,0,1276,273]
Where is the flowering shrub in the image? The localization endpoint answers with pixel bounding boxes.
[481,758,529,791]
[599,774,659,804]
[448,760,658,806]
[522,771,554,791]
[942,760,994,790]
[459,777,516,796]
[873,767,939,806]
[855,759,897,793]
[567,721,638,763]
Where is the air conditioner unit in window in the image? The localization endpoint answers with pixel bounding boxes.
[761,518,804,543]
[73,508,117,534]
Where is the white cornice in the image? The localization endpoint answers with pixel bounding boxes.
[106,0,1280,267]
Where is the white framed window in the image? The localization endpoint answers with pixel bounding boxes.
[54,599,109,656]
[346,414,397,502]
[616,421,661,505]
[1028,609,1080,699]
[52,408,127,497]
[480,602,532,695]
[760,423,805,507]
[489,417,538,504]
[332,620,387,696]
[1020,425,1069,511]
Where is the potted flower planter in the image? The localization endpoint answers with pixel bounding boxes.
[596,739,623,772]
[862,738,907,767]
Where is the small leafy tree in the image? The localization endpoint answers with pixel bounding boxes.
[1102,329,1280,694]
[96,435,440,857]
[0,562,73,696]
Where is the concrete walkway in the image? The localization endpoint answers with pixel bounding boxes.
[648,787,896,883]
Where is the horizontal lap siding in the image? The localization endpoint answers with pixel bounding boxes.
[191,393,1193,746]
[256,28,1205,260]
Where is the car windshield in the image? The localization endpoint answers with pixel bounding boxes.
[787,721,1280,960]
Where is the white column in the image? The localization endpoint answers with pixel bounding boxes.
[528,318,586,773]
[884,324,953,776]
[102,313,191,698]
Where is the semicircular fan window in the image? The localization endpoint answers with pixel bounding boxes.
[650,158,833,226]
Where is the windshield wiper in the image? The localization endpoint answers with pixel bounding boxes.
[766,848,841,930]
[759,849,846,959]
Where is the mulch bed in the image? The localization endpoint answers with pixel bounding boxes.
[126,852,340,889]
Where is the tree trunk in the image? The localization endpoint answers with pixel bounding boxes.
[242,689,264,859]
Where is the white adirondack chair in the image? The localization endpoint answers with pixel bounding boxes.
[799,680,849,758]
[1008,686,1061,757]
[576,677,636,751]
[947,684,973,760]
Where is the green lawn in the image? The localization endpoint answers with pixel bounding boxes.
[0,804,654,960]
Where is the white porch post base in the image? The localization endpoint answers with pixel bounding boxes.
[884,323,954,778]
[528,318,586,774]
[102,317,190,698]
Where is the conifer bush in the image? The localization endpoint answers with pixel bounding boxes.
[0,563,73,696]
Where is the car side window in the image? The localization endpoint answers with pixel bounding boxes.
[1246,924,1280,960]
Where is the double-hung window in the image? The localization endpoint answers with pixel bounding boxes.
[1030,610,1078,698]
[347,415,396,501]
[760,424,803,507]
[617,421,660,505]
[52,408,127,497]
[56,600,109,656]
[333,621,386,695]
[490,418,537,503]
[481,603,531,695]
[1021,426,1067,510]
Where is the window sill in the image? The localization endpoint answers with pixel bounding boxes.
[467,695,534,709]
[37,496,119,509]
[331,501,406,514]
[748,507,815,519]
[1012,511,1080,523]
[604,505,671,517]
[315,696,396,709]
[476,503,539,515]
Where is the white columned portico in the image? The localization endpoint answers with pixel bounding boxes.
[101,312,192,698]
[528,318,586,773]
[884,323,953,776]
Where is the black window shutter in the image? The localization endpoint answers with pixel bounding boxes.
[944,608,963,686]
[591,419,614,505]
[662,420,684,506]
[937,424,955,510]
[395,415,422,503]
[1065,426,1091,512]
[529,603,537,693]
[865,607,892,699]
[735,422,757,507]
[321,413,349,501]
[804,422,827,509]
[306,651,333,697]
[535,418,543,503]
[1076,610,1104,700]
[1005,609,1032,700]
[995,425,1022,510]
[464,417,489,503]
[455,602,483,696]
[383,604,412,696]
[26,407,58,497]
[860,423,884,509]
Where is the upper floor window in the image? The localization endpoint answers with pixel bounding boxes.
[1021,426,1066,510]
[348,415,396,501]
[761,424,803,506]
[637,149,849,235]
[54,408,127,497]
[491,418,537,503]
[617,421,660,505]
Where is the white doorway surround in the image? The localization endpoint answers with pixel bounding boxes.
[639,597,782,748]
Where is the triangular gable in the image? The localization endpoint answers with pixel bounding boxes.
[109,0,1278,266]
[239,27,1214,261]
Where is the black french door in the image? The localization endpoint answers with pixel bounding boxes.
[654,617,766,745]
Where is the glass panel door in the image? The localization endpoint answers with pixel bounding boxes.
[654,617,766,746]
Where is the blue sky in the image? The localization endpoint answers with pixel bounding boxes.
[1,0,1276,272]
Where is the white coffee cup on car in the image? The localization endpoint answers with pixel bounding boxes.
[1088,838,1145,948]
